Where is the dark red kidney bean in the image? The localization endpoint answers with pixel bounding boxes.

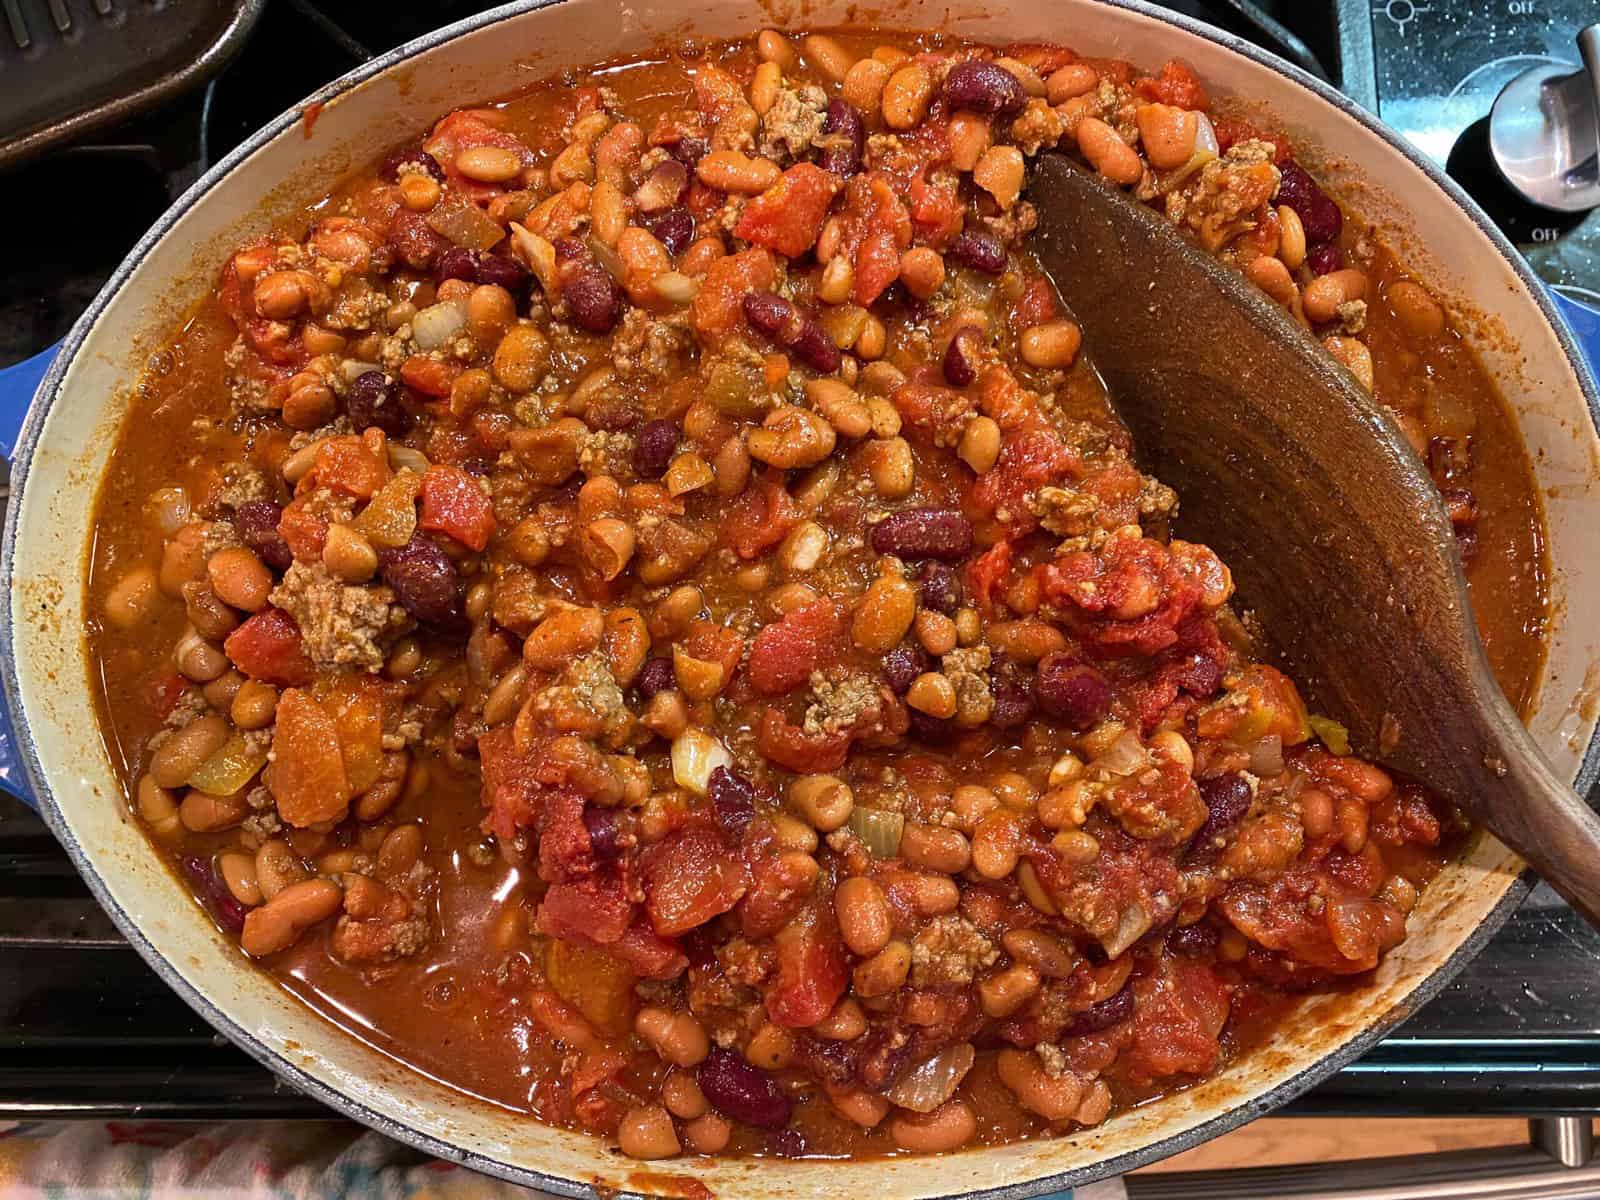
[553,237,588,263]
[348,371,412,437]
[1034,653,1111,729]
[670,135,709,167]
[882,643,929,695]
[708,765,757,839]
[232,500,293,572]
[582,805,626,860]
[1305,240,1344,276]
[870,509,975,561]
[946,229,1006,274]
[634,419,680,478]
[1189,773,1253,857]
[943,59,1026,116]
[1169,650,1223,699]
[942,327,980,387]
[436,246,480,282]
[636,656,676,697]
[1059,986,1134,1037]
[990,673,1035,728]
[182,855,247,934]
[381,141,446,182]
[476,253,530,292]
[1168,922,1220,957]
[378,535,462,624]
[564,268,622,334]
[1276,163,1343,245]
[698,1047,793,1129]
[640,206,694,256]
[818,100,864,178]
[916,562,963,614]
[742,291,841,373]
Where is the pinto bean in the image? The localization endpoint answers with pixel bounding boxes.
[239,878,342,957]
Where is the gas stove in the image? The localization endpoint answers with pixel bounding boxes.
[2,2,1598,1195]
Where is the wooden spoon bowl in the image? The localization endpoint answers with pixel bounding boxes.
[1028,155,1600,924]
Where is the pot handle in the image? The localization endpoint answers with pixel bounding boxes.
[0,344,55,808]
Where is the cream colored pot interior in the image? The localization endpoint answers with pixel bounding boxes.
[10,0,1600,1196]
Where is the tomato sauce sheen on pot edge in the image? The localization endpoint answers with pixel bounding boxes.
[85,29,1547,1161]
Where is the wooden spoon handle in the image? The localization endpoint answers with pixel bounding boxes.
[1482,746,1600,926]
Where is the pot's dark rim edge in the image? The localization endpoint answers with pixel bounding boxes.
[0,0,1593,1196]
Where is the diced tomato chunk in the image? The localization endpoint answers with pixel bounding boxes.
[537,790,595,885]
[400,355,462,398]
[479,726,546,841]
[748,599,846,695]
[224,608,315,686]
[734,164,836,258]
[691,249,777,335]
[642,826,749,936]
[757,708,852,773]
[1125,960,1231,1081]
[538,871,634,945]
[308,429,392,500]
[681,620,745,688]
[265,688,351,827]
[965,541,1014,617]
[720,477,801,559]
[277,498,329,563]
[610,918,689,980]
[1134,58,1210,111]
[766,905,848,1028]
[418,463,497,551]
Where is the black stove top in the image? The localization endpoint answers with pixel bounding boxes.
[2,0,1598,1128]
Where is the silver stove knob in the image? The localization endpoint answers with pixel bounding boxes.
[1489,24,1600,213]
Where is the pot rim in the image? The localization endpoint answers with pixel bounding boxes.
[4,0,1597,1195]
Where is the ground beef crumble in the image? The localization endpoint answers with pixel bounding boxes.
[269,561,412,672]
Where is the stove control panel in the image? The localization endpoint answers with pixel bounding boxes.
[1361,0,1600,303]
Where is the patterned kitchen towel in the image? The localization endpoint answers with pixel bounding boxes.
[0,1120,1129,1199]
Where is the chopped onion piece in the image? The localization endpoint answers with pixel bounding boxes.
[848,806,905,858]
[411,298,468,351]
[188,734,268,796]
[672,729,731,796]
[1100,902,1153,959]
[1308,715,1352,757]
[885,1042,975,1113]
[509,222,558,295]
[1249,734,1285,777]
[386,444,431,476]
[652,271,699,305]
[1096,729,1148,777]
[587,235,626,283]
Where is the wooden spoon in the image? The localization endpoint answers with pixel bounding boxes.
[1027,155,1600,924]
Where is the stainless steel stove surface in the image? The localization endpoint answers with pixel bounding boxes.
[2,2,1599,1195]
